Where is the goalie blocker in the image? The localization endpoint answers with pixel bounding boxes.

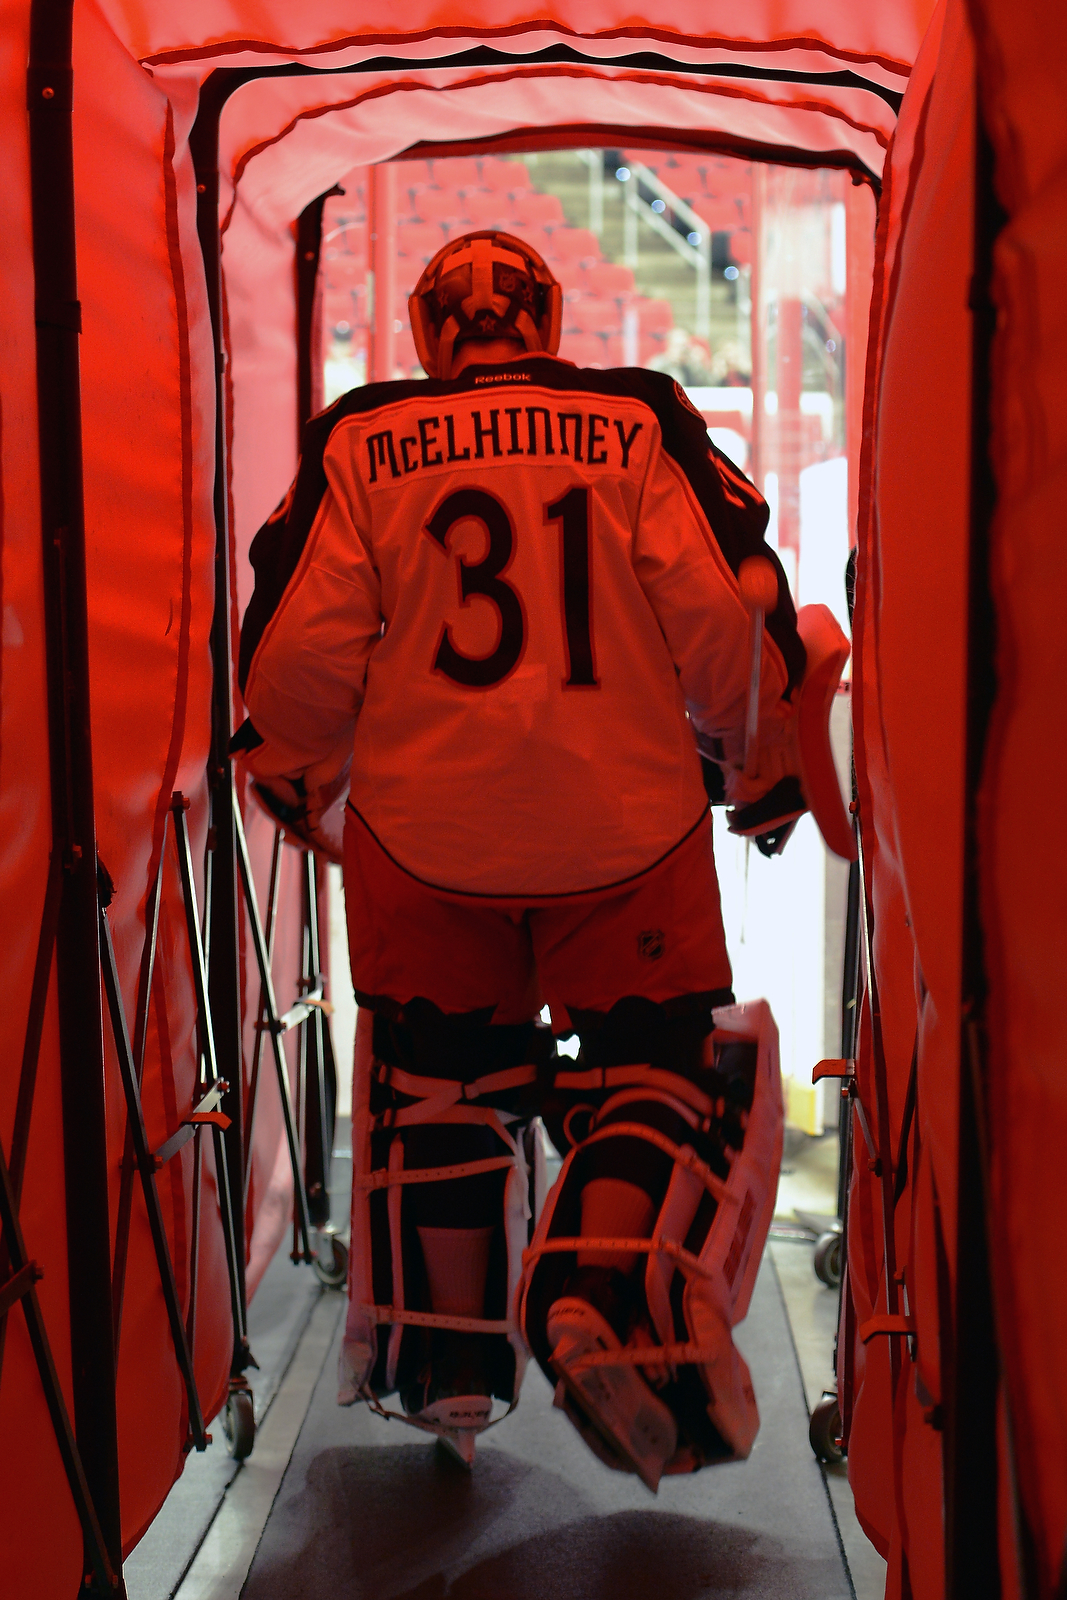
[518,999,782,1491]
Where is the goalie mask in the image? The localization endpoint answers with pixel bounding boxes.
[409,231,562,380]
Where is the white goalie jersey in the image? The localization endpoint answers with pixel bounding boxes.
[239,354,804,897]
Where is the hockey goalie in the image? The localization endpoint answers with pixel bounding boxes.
[235,231,852,1482]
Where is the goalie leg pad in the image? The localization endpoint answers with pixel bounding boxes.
[519,998,782,1479]
[341,1000,555,1441]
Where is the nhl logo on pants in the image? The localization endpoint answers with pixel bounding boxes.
[637,928,665,961]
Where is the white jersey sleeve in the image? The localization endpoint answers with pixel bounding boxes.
[241,465,380,790]
[630,424,787,744]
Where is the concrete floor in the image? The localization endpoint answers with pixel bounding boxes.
[125,1130,887,1600]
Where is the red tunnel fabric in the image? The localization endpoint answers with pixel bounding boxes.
[970,0,1067,1587]
[849,2,968,1584]
[2,1,1064,1594]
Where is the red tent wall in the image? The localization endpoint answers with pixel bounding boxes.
[0,0,228,1583]
[846,0,1067,1591]
[848,1,972,1588]
[73,6,234,1551]
[969,0,1067,1589]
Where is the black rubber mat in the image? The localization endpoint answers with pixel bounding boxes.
[242,1257,853,1599]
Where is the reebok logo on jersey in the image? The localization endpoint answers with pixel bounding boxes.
[366,407,644,484]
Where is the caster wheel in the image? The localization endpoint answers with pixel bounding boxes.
[313,1235,349,1289]
[813,1229,843,1289]
[809,1391,845,1464]
[223,1387,256,1461]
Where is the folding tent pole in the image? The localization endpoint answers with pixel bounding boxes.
[171,796,252,1369]
[301,851,335,1232]
[97,868,209,1454]
[111,839,165,1343]
[28,1,125,1589]
[192,88,254,1402]
[0,852,62,1378]
[294,190,342,1245]
[0,1134,118,1594]
[243,826,283,1204]
[232,799,317,1263]
[837,854,862,1221]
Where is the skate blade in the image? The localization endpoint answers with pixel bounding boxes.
[436,1429,478,1469]
[550,1355,668,1493]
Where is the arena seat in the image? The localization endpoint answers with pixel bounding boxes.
[582,261,636,295]
[412,188,464,224]
[509,191,566,227]
[636,298,675,334]
[322,252,366,289]
[396,221,446,260]
[430,156,484,190]
[564,297,622,336]
[480,157,531,192]
[693,195,744,232]
[461,191,513,229]
[545,262,582,293]
[545,226,600,262]
[557,330,607,367]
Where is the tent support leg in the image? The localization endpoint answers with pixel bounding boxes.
[243,827,283,1205]
[192,76,256,1405]
[301,851,336,1233]
[97,864,209,1453]
[233,799,317,1264]
[172,796,254,1376]
[0,852,63,1382]
[111,837,166,1346]
[0,1134,119,1593]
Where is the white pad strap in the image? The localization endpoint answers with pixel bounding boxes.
[554,1063,717,1120]
[572,1120,732,1203]
[380,1062,537,1104]
[362,1305,514,1335]
[524,1233,718,1283]
[358,1154,516,1189]
[382,1104,520,1150]
[566,1342,730,1372]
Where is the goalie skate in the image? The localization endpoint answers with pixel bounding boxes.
[400,1333,494,1466]
[547,1295,677,1493]
[415,1395,492,1470]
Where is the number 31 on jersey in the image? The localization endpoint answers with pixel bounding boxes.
[425,486,599,690]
